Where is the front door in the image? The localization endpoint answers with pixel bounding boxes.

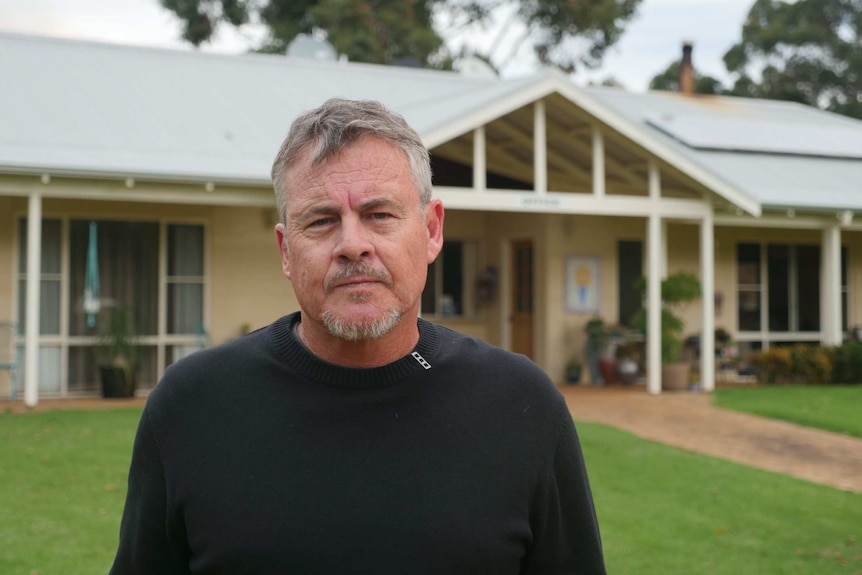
[510,240,534,359]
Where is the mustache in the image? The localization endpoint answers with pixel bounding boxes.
[324,262,392,292]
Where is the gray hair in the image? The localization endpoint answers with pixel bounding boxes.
[271,98,433,223]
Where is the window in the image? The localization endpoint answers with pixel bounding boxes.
[167,225,205,334]
[736,243,761,331]
[16,219,63,393]
[737,242,847,336]
[617,240,643,326]
[421,241,479,317]
[17,217,205,395]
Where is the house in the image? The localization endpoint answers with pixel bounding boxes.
[2,32,861,406]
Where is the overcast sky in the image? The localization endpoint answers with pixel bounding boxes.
[0,0,755,92]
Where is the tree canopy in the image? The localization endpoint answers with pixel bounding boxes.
[159,0,643,73]
[647,61,725,95]
[723,0,862,119]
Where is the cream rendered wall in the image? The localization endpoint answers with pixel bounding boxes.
[545,215,645,383]
[481,212,646,383]
[428,209,490,341]
[209,206,297,345]
[0,196,24,322]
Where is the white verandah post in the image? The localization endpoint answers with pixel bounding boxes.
[473,125,486,192]
[821,224,843,346]
[700,209,715,391]
[646,160,663,394]
[533,100,547,195]
[24,192,42,408]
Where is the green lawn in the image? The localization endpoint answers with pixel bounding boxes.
[714,385,862,438]
[580,422,861,575]
[0,409,860,575]
[0,408,140,575]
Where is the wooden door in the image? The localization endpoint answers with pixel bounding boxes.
[511,240,534,359]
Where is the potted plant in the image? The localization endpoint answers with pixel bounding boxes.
[98,307,140,398]
[615,338,641,386]
[632,272,702,391]
[583,317,606,385]
[565,357,583,384]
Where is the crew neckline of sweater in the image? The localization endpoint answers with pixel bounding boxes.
[268,312,440,390]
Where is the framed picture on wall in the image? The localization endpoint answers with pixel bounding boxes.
[565,255,600,314]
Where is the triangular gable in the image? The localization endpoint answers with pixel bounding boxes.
[417,69,762,216]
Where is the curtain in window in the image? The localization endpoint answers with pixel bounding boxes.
[69,220,159,336]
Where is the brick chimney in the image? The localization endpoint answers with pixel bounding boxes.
[679,41,695,95]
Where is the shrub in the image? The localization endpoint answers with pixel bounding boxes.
[753,344,835,385]
[751,347,793,384]
[830,341,862,384]
[789,344,832,385]
[631,272,701,363]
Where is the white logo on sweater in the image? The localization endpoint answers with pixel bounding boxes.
[411,352,431,370]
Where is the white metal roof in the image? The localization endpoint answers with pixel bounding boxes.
[2,32,862,214]
[584,87,862,213]
[0,32,501,184]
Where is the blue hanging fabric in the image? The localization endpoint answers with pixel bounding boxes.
[83,221,101,328]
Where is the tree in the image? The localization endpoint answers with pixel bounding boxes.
[161,0,447,66]
[159,0,644,72]
[722,0,862,119]
[648,60,725,95]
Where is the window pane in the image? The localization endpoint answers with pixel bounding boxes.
[18,219,61,274]
[796,245,820,331]
[738,290,760,331]
[69,345,156,393]
[17,279,61,335]
[15,345,61,393]
[68,346,98,393]
[168,225,204,276]
[136,346,158,392]
[767,245,789,331]
[618,241,643,327]
[41,280,61,334]
[737,243,760,285]
[168,283,203,334]
[39,346,61,393]
[68,220,159,336]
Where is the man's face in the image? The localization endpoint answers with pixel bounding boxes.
[276,136,443,341]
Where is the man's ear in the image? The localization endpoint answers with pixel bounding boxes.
[275,223,291,280]
[425,200,444,263]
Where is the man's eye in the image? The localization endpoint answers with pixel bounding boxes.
[309,218,334,228]
[369,212,391,220]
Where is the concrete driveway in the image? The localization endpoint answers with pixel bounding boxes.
[560,385,862,493]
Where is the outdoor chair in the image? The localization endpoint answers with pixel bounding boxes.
[0,321,20,400]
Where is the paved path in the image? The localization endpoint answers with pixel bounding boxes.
[559,385,862,493]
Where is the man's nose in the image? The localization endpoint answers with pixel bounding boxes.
[334,218,374,261]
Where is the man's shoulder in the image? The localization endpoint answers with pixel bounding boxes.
[430,322,545,370]
[427,322,560,399]
[146,321,275,409]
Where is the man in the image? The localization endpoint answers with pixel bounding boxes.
[111,98,606,574]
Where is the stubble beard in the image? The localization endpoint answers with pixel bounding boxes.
[321,304,404,341]
[320,262,404,341]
